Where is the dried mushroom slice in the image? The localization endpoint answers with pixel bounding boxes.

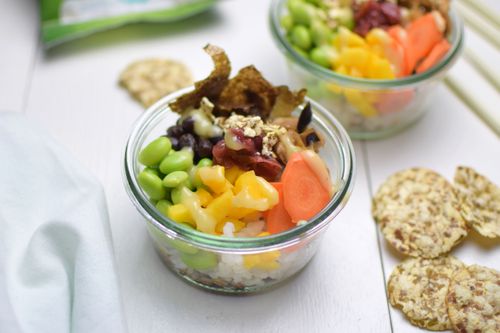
[388,256,464,330]
[446,265,500,333]
[372,168,468,258]
[216,65,277,118]
[119,59,193,107]
[169,44,231,113]
[454,166,500,239]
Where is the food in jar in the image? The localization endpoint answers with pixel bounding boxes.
[136,45,335,291]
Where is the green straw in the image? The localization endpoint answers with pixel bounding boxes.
[463,48,500,92]
[455,1,500,50]
[445,75,500,138]
[461,0,500,30]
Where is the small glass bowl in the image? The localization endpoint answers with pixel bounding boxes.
[269,0,464,140]
[123,87,355,294]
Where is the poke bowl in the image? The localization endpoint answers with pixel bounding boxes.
[123,45,355,294]
[270,0,464,139]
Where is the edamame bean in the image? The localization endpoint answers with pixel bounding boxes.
[197,158,213,168]
[159,150,193,174]
[310,21,331,46]
[330,8,354,30]
[171,187,183,204]
[280,14,293,30]
[162,171,189,188]
[143,167,160,177]
[180,250,218,270]
[138,170,166,200]
[155,199,172,216]
[310,47,331,68]
[139,137,172,167]
[289,1,316,26]
[290,25,312,50]
[188,166,203,189]
[311,45,338,68]
[292,45,310,59]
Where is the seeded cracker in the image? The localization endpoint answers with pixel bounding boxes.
[372,168,468,258]
[446,265,500,333]
[454,166,500,238]
[120,59,193,107]
[388,256,464,330]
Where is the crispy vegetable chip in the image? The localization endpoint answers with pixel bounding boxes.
[216,65,277,118]
[270,86,307,119]
[169,44,231,113]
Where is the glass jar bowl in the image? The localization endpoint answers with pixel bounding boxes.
[269,0,464,140]
[123,87,355,294]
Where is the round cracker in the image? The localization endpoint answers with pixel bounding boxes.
[373,168,468,258]
[119,59,193,107]
[454,166,500,238]
[446,265,500,333]
[388,256,464,330]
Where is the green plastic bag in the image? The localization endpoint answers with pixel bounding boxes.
[40,0,216,47]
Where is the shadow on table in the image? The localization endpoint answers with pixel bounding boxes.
[42,8,222,60]
[130,237,325,330]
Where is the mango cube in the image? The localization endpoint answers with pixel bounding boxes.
[167,204,195,226]
[198,165,232,194]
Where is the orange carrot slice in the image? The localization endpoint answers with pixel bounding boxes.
[387,25,415,75]
[416,39,451,74]
[265,183,295,234]
[407,12,445,64]
[281,152,330,223]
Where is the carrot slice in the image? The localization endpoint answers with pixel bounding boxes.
[407,12,445,65]
[416,39,451,74]
[281,152,331,223]
[265,183,295,234]
[388,25,415,75]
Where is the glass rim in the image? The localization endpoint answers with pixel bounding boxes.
[269,0,464,89]
[123,87,356,252]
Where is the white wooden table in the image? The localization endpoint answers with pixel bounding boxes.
[2,1,499,332]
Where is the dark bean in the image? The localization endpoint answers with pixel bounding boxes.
[181,117,195,134]
[305,132,320,146]
[209,136,224,144]
[297,102,312,133]
[253,135,263,151]
[167,125,184,138]
[195,138,213,159]
[179,133,197,149]
[168,136,181,150]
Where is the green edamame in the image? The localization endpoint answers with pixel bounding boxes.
[291,25,312,50]
[280,14,293,30]
[159,150,193,174]
[138,170,166,200]
[188,166,203,189]
[310,45,338,68]
[310,20,331,46]
[180,250,218,270]
[139,137,172,167]
[197,158,213,168]
[155,199,172,216]
[289,1,316,26]
[170,187,183,204]
[162,171,189,188]
[143,167,160,177]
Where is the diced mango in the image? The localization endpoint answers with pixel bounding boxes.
[227,206,255,219]
[365,28,391,46]
[198,166,232,194]
[337,26,366,49]
[344,89,378,117]
[206,191,233,222]
[368,55,395,79]
[195,188,213,207]
[243,250,281,271]
[225,166,246,184]
[180,187,217,234]
[339,47,371,75]
[167,204,195,227]
[233,171,279,211]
